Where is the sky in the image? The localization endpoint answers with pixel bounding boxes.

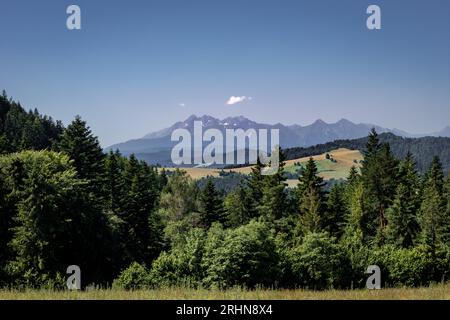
[0,0,449,146]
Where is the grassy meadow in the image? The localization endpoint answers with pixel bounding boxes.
[0,283,448,300]
[164,148,363,184]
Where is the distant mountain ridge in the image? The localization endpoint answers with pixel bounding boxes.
[141,115,404,146]
[106,115,450,166]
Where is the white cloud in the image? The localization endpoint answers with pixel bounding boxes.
[226,96,252,105]
[179,103,186,107]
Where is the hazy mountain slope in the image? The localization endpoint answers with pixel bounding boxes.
[107,115,403,157]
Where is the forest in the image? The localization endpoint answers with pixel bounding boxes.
[0,91,449,290]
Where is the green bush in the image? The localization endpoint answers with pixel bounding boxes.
[290,232,350,289]
[368,245,450,287]
[202,220,280,289]
[340,228,371,288]
[149,228,206,288]
[113,262,151,290]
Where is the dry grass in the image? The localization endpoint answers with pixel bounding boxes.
[1,283,448,300]
[164,148,363,183]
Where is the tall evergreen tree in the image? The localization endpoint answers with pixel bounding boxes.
[260,147,287,221]
[246,157,265,217]
[224,186,254,228]
[297,157,325,231]
[323,183,347,239]
[199,179,224,228]
[419,157,449,250]
[385,152,421,247]
[365,128,380,158]
[347,165,359,185]
[119,156,161,266]
[297,157,325,197]
[345,181,365,235]
[298,186,322,234]
[58,116,105,198]
[104,150,125,214]
[360,131,399,245]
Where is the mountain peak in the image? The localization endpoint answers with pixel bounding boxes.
[312,119,327,125]
[110,115,438,159]
[337,118,353,124]
[185,114,199,122]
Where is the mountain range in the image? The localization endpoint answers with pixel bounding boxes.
[106,115,450,166]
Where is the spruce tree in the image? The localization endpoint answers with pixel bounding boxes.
[347,165,359,185]
[385,152,421,247]
[200,179,224,228]
[246,157,265,217]
[419,157,449,250]
[224,186,253,228]
[104,150,125,214]
[344,181,365,236]
[58,116,105,198]
[260,146,287,221]
[360,133,399,245]
[323,183,347,239]
[297,157,325,233]
[299,186,322,234]
[365,128,380,158]
[297,157,325,197]
[119,156,161,266]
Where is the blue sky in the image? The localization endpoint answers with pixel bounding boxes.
[0,0,449,146]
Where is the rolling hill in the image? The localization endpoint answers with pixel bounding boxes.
[164,148,363,186]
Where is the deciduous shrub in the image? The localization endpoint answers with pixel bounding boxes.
[113,262,151,290]
[202,220,279,289]
[149,228,206,288]
[289,232,350,289]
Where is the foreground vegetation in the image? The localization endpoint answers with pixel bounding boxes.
[0,283,449,300]
[1,91,450,292]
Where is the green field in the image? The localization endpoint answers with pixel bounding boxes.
[0,283,448,300]
[164,148,363,183]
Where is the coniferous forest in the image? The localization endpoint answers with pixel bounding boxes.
[0,91,449,290]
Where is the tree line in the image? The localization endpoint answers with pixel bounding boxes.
[0,92,449,290]
[284,132,450,175]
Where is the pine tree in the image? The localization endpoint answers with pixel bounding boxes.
[246,157,265,217]
[323,183,347,239]
[385,152,421,248]
[347,165,359,185]
[224,186,253,228]
[200,179,224,228]
[419,157,449,250]
[119,156,161,266]
[424,156,445,195]
[260,147,287,221]
[297,157,325,232]
[298,185,322,234]
[58,116,105,198]
[445,173,450,246]
[365,128,380,158]
[360,134,399,245]
[344,181,365,236]
[104,150,125,214]
[297,157,325,197]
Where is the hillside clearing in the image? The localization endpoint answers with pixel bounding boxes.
[164,148,363,183]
